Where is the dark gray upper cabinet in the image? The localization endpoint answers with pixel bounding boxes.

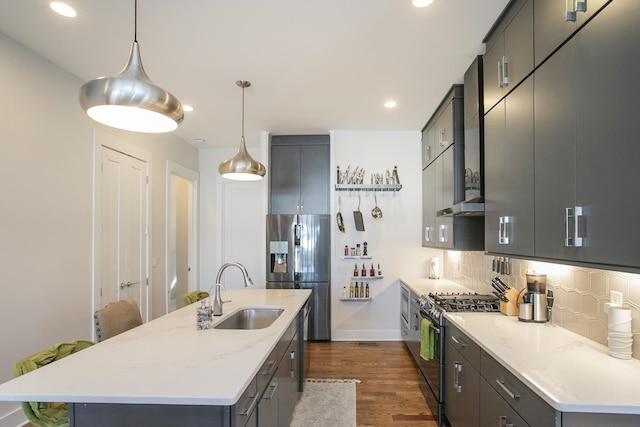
[484,77,534,257]
[421,124,435,170]
[533,0,609,67]
[269,135,330,215]
[535,0,640,269]
[483,0,533,114]
[422,164,435,246]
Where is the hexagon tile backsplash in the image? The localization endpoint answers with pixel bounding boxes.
[443,251,640,360]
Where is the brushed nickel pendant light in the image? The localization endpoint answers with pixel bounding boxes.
[78,0,183,133]
[218,80,266,181]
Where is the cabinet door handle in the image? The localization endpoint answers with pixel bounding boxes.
[499,415,515,427]
[574,206,584,247]
[495,379,521,400]
[453,362,463,392]
[499,216,511,245]
[439,129,447,147]
[424,226,431,243]
[439,224,448,243]
[564,207,574,247]
[425,145,431,162]
[238,392,259,417]
[501,56,510,87]
[497,60,504,88]
[565,0,577,21]
[576,0,587,12]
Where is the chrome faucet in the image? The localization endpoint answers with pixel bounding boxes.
[211,262,255,316]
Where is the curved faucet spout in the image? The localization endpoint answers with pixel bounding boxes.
[216,262,255,288]
[211,262,255,316]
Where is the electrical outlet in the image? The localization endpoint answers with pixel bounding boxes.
[610,290,623,307]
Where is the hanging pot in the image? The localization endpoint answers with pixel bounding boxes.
[371,195,383,219]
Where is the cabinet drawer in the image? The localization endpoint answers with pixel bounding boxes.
[234,376,258,427]
[481,351,556,426]
[257,346,279,396]
[479,376,528,427]
[446,322,480,369]
[278,319,297,360]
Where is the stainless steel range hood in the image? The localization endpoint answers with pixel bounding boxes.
[437,197,485,217]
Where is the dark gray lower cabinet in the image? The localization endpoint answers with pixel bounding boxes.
[444,342,479,426]
[278,332,299,427]
[479,377,527,427]
[534,0,640,270]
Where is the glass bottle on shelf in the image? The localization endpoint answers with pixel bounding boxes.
[353,263,359,277]
[354,282,359,298]
[349,282,354,298]
[359,282,364,298]
[378,263,382,276]
[361,263,366,277]
[365,283,370,298]
[370,263,375,277]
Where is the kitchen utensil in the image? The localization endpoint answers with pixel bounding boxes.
[492,277,507,293]
[492,291,509,303]
[353,196,365,231]
[336,196,345,232]
[371,195,382,219]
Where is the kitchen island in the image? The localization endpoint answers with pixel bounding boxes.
[0,288,311,427]
[401,278,640,425]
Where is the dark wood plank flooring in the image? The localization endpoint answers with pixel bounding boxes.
[307,341,437,427]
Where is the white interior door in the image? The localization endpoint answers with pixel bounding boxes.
[100,146,149,319]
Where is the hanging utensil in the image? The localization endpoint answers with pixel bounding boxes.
[336,196,345,232]
[371,194,383,219]
[353,195,365,231]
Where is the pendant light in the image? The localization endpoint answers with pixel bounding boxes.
[218,80,266,181]
[78,0,184,133]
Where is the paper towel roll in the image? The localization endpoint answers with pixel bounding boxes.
[608,306,632,333]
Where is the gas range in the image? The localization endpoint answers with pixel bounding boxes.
[419,292,500,322]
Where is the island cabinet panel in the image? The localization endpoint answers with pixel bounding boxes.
[484,76,534,257]
[534,0,640,269]
[69,403,230,427]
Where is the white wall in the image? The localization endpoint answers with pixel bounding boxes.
[0,32,198,426]
[330,130,442,340]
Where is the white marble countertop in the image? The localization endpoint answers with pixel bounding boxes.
[400,277,640,415]
[0,289,311,406]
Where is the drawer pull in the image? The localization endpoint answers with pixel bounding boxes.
[451,335,468,347]
[499,415,515,427]
[238,392,259,416]
[260,359,276,376]
[495,379,521,400]
[263,381,278,400]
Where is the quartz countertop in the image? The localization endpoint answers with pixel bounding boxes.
[0,289,311,406]
[400,277,640,415]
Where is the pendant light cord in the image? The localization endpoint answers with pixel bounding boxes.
[241,84,245,140]
[134,0,138,42]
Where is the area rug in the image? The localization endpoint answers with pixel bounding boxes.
[290,378,359,427]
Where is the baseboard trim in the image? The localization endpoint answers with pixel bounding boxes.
[332,329,402,341]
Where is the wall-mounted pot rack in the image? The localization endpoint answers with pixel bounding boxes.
[334,184,402,192]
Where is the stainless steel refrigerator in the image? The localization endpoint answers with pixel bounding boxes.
[266,214,331,341]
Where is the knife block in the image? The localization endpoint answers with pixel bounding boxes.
[499,288,520,316]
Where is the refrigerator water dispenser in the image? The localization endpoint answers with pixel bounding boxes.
[269,241,289,273]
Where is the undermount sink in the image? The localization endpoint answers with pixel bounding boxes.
[214,308,284,330]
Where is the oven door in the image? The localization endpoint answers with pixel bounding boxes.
[417,313,443,402]
[400,285,410,328]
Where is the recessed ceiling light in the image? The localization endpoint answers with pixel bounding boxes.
[384,101,398,109]
[50,2,77,18]
[183,105,194,112]
[412,0,434,7]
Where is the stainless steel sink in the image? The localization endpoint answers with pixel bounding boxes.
[214,308,284,330]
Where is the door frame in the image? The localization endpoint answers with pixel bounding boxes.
[165,161,199,312]
[92,130,152,340]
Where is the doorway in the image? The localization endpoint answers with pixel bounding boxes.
[166,161,199,312]
[96,144,149,321]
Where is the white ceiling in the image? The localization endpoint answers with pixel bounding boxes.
[0,0,509,149]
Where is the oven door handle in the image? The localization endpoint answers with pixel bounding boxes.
[428,323,440,333]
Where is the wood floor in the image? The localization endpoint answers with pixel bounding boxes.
[26,341,436,427]
[307,341,438,427]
